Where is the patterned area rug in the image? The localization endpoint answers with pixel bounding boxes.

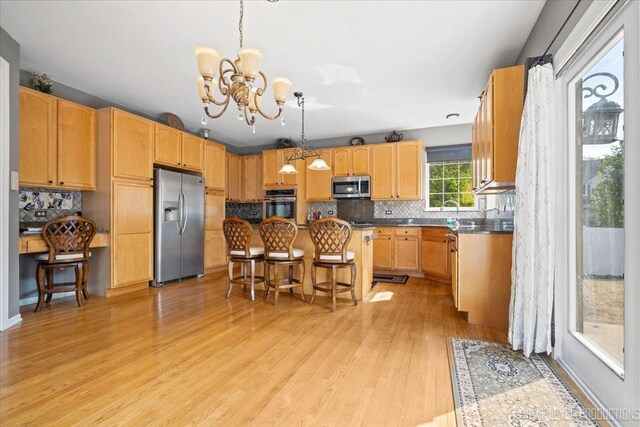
[371,274,409,285]
[449,338,598,426]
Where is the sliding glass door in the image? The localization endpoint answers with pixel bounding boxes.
[556,1,638,423]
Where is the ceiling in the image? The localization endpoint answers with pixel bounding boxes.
[0,0,544,147]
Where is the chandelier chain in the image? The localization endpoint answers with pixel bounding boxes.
[300,96,305,142]
[239,0,244,48]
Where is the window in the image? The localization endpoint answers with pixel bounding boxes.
[427,161,475,208]
[425,144,475,209]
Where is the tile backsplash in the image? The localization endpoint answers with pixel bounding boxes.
[226,203,263,219]
[19,187,82,225]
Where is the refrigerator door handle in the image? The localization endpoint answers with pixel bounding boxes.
[178,191,185,235]
[181,191,189,235]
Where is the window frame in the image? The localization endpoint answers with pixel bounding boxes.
[424,158,479,211]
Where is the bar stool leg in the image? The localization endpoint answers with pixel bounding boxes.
[288,265,294,295]
[81,261,90,300]
[331,265,338,312]
[44,269,54,303]
[243,263,248,292]
[35,264,46,312]
[273,264,280,306]
[249,259,256,301]
[350,263,358,306]
[264,263,270,300]
[226,260,234,298]
[74,264,83,307]
[299,262,306,302]
[310,264,317,305]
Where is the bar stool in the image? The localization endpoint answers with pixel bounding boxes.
[223,217,265,301]
[34,216,97,312]
[309,217,357,312]
[259,216,306,305]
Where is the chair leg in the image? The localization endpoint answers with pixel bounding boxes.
[226,260,234,298]
[81,261,90,300]
[350,263,358,306]
[74,264,83,307]
[243,263,248,291]
[288,265,294,294]
[35,264,46,312]
[273,264,280,306]
[331,265,338,312]
[298,262,306,302]
[45,269,54,303]
[264,263,270,300]
[310,264,317,305]
[249,259,256,302]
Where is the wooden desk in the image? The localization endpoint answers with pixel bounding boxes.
[19,232,110,254]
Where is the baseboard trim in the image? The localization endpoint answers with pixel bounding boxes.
[1,314,22,331]
[19,292,75,306]
[555,357,621,427]
[105,282,151,298]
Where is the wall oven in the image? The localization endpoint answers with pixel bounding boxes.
[263,188,297,220]
[331,176,371,199]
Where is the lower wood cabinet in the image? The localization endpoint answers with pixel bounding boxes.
[373,231,393,269]
[421,227,451,281]
[372,227,421,271]
[394,236,419,270]
[204,189,226,269]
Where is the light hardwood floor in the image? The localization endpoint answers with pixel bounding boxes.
[1,275,508,426]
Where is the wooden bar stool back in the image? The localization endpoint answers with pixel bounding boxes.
[259,216,306,305]
[34,215,97,312]
[223,217,265,301]
[309,217,357,311]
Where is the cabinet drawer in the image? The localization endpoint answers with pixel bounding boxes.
[27,239,48,253]
[421,227,450,239]
[394,227,420,236]
[374,227,393,235]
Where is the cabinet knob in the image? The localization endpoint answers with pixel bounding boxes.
[59,181,64,185]
[48,180,53,184]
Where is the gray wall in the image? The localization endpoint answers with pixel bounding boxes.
[515,0,593,65]
[1,26,20,318]
[235,123,472,155]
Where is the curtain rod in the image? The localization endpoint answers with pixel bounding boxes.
[535,0,583,66]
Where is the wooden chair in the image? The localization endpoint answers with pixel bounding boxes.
[309,217,357,312]
[34,216,97,312]
[259,216,306,305]
[223,217,265,301]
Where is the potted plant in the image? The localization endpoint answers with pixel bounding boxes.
[30,73,54,94]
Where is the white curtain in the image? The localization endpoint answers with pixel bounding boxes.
[509,63,556,357]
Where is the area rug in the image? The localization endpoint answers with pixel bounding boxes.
[371,274,409,286]
[449,338,598,426]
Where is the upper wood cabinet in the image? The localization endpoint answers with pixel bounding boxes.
[306,149,333,201]
[333,146,370,177]
[242,154,263,202]
[19,87,96,190]
[472,65,524,193]
[203,141,226,191]
[112,109,154,181]
[153,124,203,172]
[262,149,304,187]
[370,141,422,201]
[226,152,242,202]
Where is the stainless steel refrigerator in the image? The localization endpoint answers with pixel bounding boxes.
[154,168,204,286]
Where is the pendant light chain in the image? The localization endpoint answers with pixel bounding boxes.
[299,95,305,142]
[239,0,244,48]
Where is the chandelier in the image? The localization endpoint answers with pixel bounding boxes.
[195,0,291,133]
[279,92,330,174]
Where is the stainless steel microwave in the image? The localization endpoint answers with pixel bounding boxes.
[331,176,371,199]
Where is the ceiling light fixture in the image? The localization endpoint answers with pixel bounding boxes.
[278,92,330,174]
[195,0,291,133]
[446,113,460,119]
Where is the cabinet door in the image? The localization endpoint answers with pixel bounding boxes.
[471,120,479,192]
[112,180,153,287]
[483,78,494,185]
[181,134,204,171]
[395,141,422,200]
[255,154,263,201]
[373,235,393,269]
[394,236,419,270]
[113,110,153,181]
[263,150,280,186]
[451,244,458,307]
[19,87,57,187]
[205,229,226,269]
[306,149,333,201]
[333,147,351,176]
[351,146,370,175]
[370,144,395,200]
[243,156,258,202]
[280,149,300,186]
[154,124,181,167]
[203,141,226,190]
[205,190,225,231]
[421,238,450,278]
[226,153,242,201]
[57,99,96,190]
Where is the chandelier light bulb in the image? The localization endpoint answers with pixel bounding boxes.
[281,115,286,126]
[252,124,256,134]
[201,116,208,125]
[237,110,244,121]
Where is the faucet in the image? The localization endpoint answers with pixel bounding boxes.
[441,200,460,227]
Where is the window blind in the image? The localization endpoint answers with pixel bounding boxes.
[425,144,471,163]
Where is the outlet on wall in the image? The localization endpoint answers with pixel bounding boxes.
[251,211,258,216]
[328,210,334,215]
[34,210,47,218]
[385,210,393,215]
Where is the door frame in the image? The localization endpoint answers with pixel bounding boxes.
[554,0,640,423]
